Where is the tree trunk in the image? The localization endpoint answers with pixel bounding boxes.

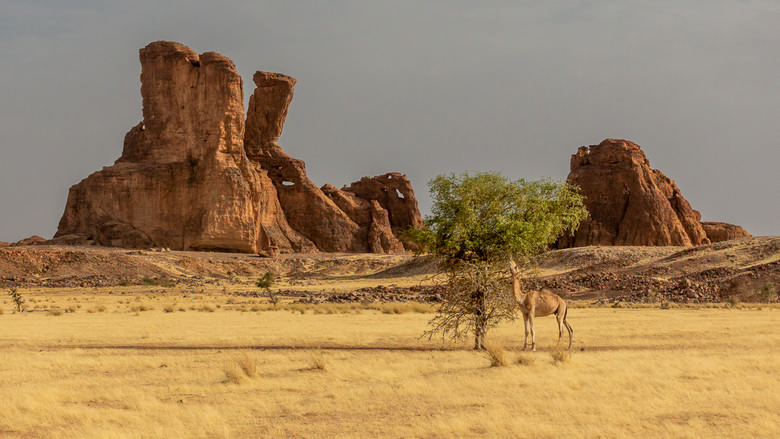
[473,287,487,350]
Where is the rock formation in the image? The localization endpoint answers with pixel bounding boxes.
[701,222,752,243]
[55,41,422,254]
[560,139,748,247]
[13,236,47,246]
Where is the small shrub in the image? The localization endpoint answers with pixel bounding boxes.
[725,295,741,308]
[309,350,327,370]
[759,282,777,302]
[163,305,176,313]
[484,344,508,367]
[646,288,659,304]
[118,279,130,287]
[130,304,151,313]
[198,305,215,312]
[237,352,257,378]
[223,363,244,384]
[516,354,535,366]
[47,307,63,317]
[8,288,24,312]
[256,272,274,290]
[660,301,678,309]
[551,347,571,365]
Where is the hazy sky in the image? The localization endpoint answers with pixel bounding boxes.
[1,0,778,242]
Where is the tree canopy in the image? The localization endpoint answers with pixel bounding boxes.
[408,171,588,263]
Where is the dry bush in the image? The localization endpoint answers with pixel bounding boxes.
[660,301,678,309]
[130,304,152,313]
[237,352,257,378]
[516,353,535,366]
[47,307,63,317]
[309,350,327,371]
[8,287,25,312]
[223,363,244,384]
[484,344,509,367]
[550,347,571,365]
[163,305,176,313]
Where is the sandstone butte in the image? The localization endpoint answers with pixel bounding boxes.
[559,138,751,247]
[54,41,423,254]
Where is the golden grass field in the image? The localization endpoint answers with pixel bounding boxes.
[1,287,779,438]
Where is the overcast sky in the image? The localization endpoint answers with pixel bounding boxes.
[1,0,778,242]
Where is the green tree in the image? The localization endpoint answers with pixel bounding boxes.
[407,172,587,350]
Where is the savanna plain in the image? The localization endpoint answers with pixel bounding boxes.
[2,291,779,438]
[1,244,779,438]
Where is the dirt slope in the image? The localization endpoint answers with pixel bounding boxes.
[1,237,777,303]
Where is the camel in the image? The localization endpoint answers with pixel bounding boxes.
[509,259,572,351]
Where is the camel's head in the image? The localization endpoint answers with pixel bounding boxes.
[509,259,519,277]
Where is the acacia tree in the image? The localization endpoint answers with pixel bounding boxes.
[406,172,587,350]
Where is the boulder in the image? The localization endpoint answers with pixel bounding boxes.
[560,139,710,247]
[13,236,47,246]
[701,222,752,243]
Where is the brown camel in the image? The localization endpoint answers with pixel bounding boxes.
[509,259,572,351]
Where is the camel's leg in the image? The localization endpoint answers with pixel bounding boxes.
[562,305,573,349]
[528,314,536,352]
[556,310,564,346]
[522,314,530,350]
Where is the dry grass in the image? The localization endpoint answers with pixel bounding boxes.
[483,343,509,367]
[308,350,327,370]
[550,346,572,365]
[1,290,779,438]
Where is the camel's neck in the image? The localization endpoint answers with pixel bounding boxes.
[511,275,525,303]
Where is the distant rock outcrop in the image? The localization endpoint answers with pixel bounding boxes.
[12,236,46,246]
[701,222,752,243]
[560,139,748,247]
[55,41,422,254]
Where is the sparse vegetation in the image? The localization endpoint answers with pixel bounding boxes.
[8,287,25,312]
[550,346,572,365]
[516,353,535,366]
[237,351,258,378]
[256,272,274,290]
[759,282,777,302]
[308,350,327,371]
[483,343,508,367]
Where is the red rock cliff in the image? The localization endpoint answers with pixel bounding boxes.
[55,41,422,254]
[560,139,748,247]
